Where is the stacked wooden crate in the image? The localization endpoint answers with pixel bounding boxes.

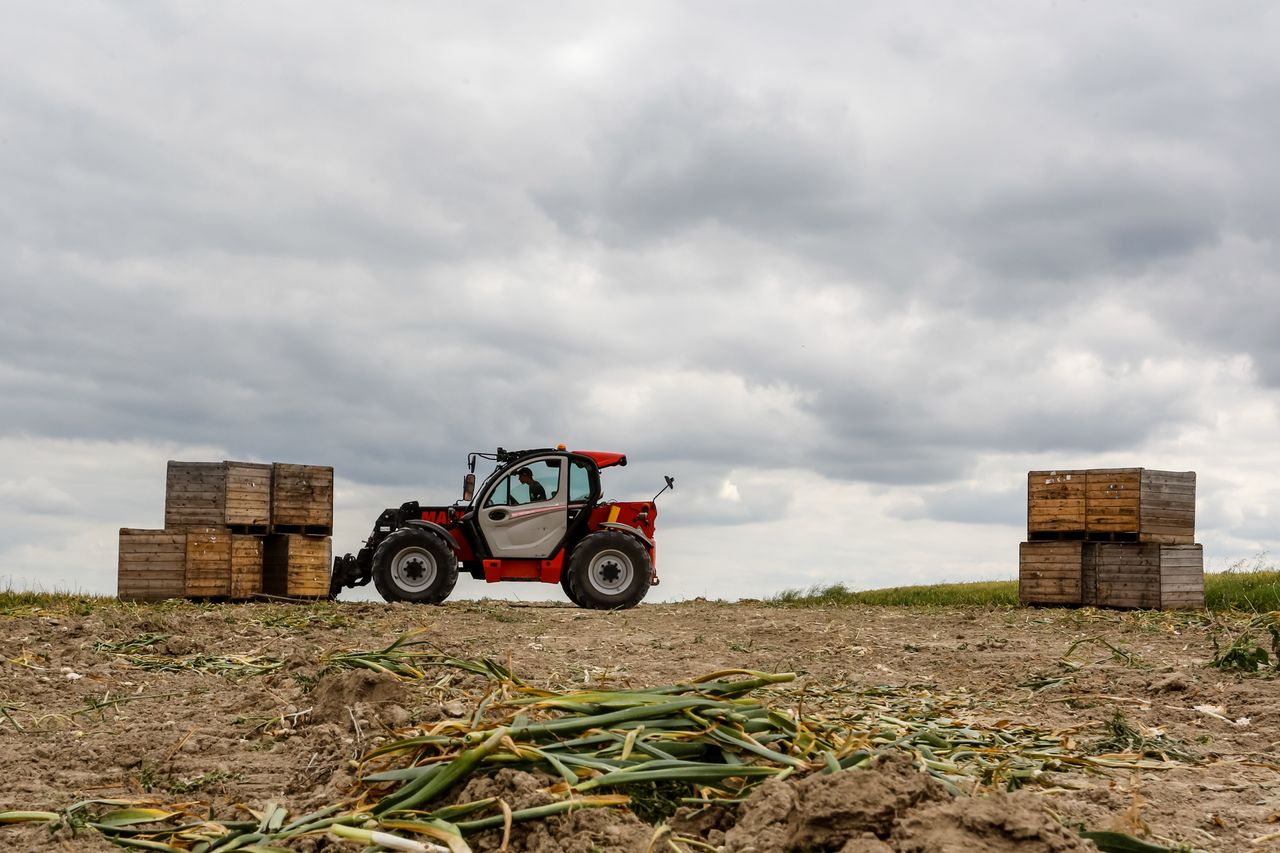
[263,463,334,598]
[118,461,333,602]
[164,461,272,531]
[263,533,332,598]
[1020,468,1202,610]
[117,529,187,603]
[269,463,335,534]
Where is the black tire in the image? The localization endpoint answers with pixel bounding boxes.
[372,527,458,604]
[567,531,652,610]
[560,568,584,607]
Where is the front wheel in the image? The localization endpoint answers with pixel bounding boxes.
[560,569,584,607]
[372,528,459,604]
[568,531,652,610]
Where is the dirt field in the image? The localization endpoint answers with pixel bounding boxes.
[2,598,1278,851]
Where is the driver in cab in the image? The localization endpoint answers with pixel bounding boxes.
[516,467,546,503]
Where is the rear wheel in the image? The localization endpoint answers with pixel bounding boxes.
[372,528,458,604]
[568,531,652,610]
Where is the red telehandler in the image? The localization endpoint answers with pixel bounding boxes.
[329,446,674,609]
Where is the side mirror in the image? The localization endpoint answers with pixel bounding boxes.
[652,475,675,503]
[462,473,476,502]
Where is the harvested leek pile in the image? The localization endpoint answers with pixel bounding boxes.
[0,653,1200,851]
[103,652,285,678]
[93,634,285,678]
[322,631,519,683]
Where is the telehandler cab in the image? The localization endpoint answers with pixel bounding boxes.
[330,447,673,609]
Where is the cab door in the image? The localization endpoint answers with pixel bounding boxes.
[476,457,569,558]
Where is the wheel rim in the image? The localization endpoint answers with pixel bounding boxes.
[586,548,634,595]
[391,546,438,593]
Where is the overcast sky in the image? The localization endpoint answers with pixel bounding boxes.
[3,2,1280,602]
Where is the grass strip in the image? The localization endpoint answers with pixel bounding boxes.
[770,568,1280,611]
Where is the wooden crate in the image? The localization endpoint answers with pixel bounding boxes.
[165,461,271,531]
[185,532,264,596]
[1084,469,1142,535]
[185,528,232,598]
[231,535,264,600]
[1027,468,1195,542]
[1138,470,1196,544]
[270,464,334,533]
[263,534,331,598]
[1086,543,1204,610]
[1027,471,1086,534]
[1085,469,1196,542]
[1018,541,1083,606]
[118,529,185,602]
[1159,544,1206,610]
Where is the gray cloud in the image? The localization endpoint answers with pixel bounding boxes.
[4,3,1280,595]
[888,484,1024,527]
[955,166,1221,283]
[534,76,873,246]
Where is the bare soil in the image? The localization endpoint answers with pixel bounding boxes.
[1,599,1278,851]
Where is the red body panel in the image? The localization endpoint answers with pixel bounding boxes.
[586,501,656,540]
[482,552,563,583]
[413,507,479,561]
[574,450,627,469]
[413,500,658,584]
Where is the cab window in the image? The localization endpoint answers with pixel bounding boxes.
[484,459,561,507]
[484,478,510,508]
[569,460,594,502]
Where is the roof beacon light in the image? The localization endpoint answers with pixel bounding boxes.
[557,443,566,450]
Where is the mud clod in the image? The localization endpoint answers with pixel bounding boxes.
[893,792,1098,852]
[722,754,1097,853]
[308,668,406,728]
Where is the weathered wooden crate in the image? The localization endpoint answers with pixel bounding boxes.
[1027,468,1195,543]
[231,535,265,600]
[118,529,185,602]
[1158,544,1207,610]
[1018,541,1083,606]
[263,534,331,598]
[1027,471,1086,533]
[270,464,334,534]
[165,461,272,531]
[1087,469,1195,543]
[181,530,266,600]
[1085,543,1204,610]
[184,528,232,597]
